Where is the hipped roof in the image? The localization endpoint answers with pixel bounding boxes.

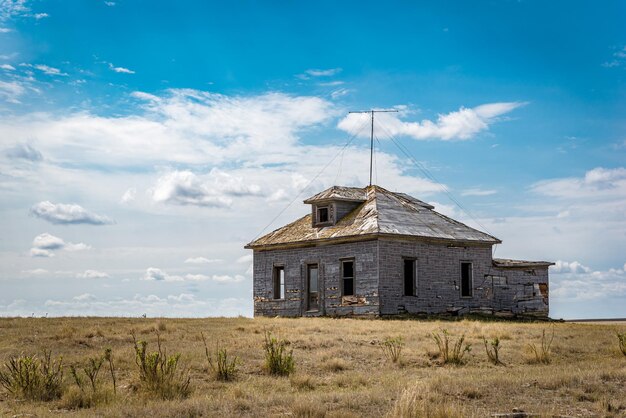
[246,185,501,249]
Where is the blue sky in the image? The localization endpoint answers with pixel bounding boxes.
[0,0,624,319]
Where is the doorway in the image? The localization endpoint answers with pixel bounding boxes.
[307,264,319,311]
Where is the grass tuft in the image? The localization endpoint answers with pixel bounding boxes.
[527,327,554,364]
[616,331,626,356]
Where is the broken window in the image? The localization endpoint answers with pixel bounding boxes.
[317,206,329,223]
[341,259,354,296]
[461,262,472,297]
[403,258,416,296]
[273,266,285,300]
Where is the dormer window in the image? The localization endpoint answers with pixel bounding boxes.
[317,206,329,223]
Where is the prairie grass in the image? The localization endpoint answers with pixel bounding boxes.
[0,317,624,417]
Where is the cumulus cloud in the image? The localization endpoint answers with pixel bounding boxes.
[151,169,261,208]
[184,257,221,264]
[530,167,626,212]
[77,269,109,279]
[30,233,90,257]
[0,63,15,69]
[338,102,526,141]
[30,201,114,225]
[16,293,252,317]
[120,188,136,204]
[550,261,626,301]
[141,267,244,283]
[73,293,96,301]
[5,143,42,161]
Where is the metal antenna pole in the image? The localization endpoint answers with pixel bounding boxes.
[348,109,399,187]
[370,111,374,186]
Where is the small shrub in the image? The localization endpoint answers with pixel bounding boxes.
[292,398,327,418]
[527,328,554,364]
[156,320,167,332]
[381,336,404,364]
[263,330,295,376]
[70,355,104,393]
[431,329,471,365]
[483,336,504,365]
[0,350,64,401]
[616,331,626,356]
[103,348,116,394]
[201,333,239,381]
[131,330,191,399]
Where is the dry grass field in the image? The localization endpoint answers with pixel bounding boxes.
[0,316,625,417]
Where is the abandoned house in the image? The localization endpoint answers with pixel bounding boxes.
[245,185,552,317]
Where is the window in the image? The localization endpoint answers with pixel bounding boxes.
[341,259,354,296]
[403,259,416,296]
[317,206,329,223]
[460,262,472,297]
[307,264,319,311]
[273,266,285,300]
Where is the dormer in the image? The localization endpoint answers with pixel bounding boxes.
[303,186,367,228]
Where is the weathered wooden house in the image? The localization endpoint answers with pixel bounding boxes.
[245,185,552,317]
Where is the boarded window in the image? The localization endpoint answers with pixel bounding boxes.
[342,260,354,296]
[317,206,329,223]
[461,262,472,297]
[273,266,285,299]
[404,259,416,296]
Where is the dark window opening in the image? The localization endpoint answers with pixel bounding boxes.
[461,262,472,297]
[307,264,319,311]
[403,259,415,296]
[342,260,354,296]
[273,266,285,299]
[317,206,329,223]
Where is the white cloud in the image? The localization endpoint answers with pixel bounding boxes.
[304,68,341,77]
[120,187,136,204]
[338,102,526,141]
[30,233,90,257]
[34,64,66,76]
[0,27,12,32]
[0,80,25,103]
[330,88,351,99]
[104,1,115,6]
[142,267,183,282]
[0,0,29,20]
[461,188,497,197]
[550,261,626,301]
[33,12,47,19]
[318,81,344,87]
[108,63,135,74]
[0,63,15,70]
[32,232,64,250]
[30,201,114,225]
[151,169,261,208]
[73,293,96,301]
[141,267,244,284]
[184,257,221,264]
[77,270,109,279]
